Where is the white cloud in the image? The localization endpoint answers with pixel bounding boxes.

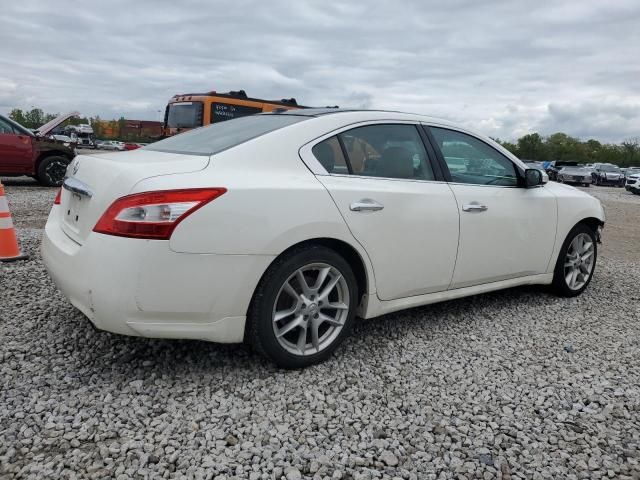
[0,0,639,142]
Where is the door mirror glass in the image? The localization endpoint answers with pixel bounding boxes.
[524,168,544,187]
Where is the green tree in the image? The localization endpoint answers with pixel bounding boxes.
[516,133,545,161]
[621,138,640,166]
[8,108,27,126]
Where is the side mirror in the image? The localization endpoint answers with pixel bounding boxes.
[524,168,546,188]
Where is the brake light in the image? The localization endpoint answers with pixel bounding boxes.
[53,188,62,205]
[93,188,226,239]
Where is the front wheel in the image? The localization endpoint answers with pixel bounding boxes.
[551,224,597,297]
[247,245,358,368]
[37,155,70,187]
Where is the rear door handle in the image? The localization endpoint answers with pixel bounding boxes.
[350,200,384,212]
[462,203,488,212]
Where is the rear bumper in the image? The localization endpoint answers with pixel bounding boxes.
[41,207,274,343]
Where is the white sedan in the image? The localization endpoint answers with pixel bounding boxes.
[42,109,605,368]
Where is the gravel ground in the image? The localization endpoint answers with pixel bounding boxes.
[1,179,639,479]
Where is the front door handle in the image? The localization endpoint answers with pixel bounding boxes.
[350,199,384,212]
[462,203,488,212]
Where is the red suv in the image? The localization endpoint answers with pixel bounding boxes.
[0,113,76,186]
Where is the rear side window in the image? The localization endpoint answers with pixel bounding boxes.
[145,114,307,155]
[311,136,349,174]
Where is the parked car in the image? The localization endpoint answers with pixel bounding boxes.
[623,166,640,177]
[99,140,125,151]
[0,113,76,186]
[625,173,640,195]
[592,163,625,186]
[42,109,605,368]
[546,161,579,181]
[556,166,593,187]
[124,142,141,151]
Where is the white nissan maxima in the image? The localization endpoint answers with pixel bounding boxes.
[42,109,605,368]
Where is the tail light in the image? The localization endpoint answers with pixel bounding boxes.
[93,188,226,239]
[53,188,62,205]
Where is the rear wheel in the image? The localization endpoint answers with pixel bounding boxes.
[551,224,597,297]
[37,155,70,187]
[248,245,358,368]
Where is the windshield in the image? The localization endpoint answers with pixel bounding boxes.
[601,165,620,172]
[166,102,204,129]
[145,114,308,155]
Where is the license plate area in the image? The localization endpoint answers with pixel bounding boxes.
[63,193,87,232]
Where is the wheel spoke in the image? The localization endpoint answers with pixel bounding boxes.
[318,274,341,301]
[318,312,343,327]
[310,318,320,352]
[314,267,331,292]
[581,250,593,261]
[276,315,303,338]
[274,306,297,323]
[296,270,312,297]
[322,302,348,311]
[296,324,307,354]
[283,281,299,300]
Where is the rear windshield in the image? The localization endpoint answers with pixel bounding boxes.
[145,114,307,155]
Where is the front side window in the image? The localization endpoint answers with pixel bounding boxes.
[430,127,519,186]
[317,124,434,180]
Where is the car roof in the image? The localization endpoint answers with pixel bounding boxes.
[267,107,458,126]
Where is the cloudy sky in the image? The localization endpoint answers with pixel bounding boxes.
[1,0,639,142]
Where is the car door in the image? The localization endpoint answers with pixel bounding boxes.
[307,123,460,301]
[426,125,557,289]
[0,117,33,174]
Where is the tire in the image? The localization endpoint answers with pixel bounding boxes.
[247,245,358,368]
[550,223,597,297]
[37,155,70,187]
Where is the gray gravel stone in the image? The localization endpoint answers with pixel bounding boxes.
[1,180,640,480]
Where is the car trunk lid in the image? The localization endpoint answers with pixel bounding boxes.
[59,149,210,245]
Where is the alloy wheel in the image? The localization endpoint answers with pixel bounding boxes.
[564,233,595,290]
[272,263,350,356]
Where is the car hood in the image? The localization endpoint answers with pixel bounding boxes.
[34,111,80,136]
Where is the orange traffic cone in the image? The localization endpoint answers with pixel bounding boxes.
[0,181,28,262]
